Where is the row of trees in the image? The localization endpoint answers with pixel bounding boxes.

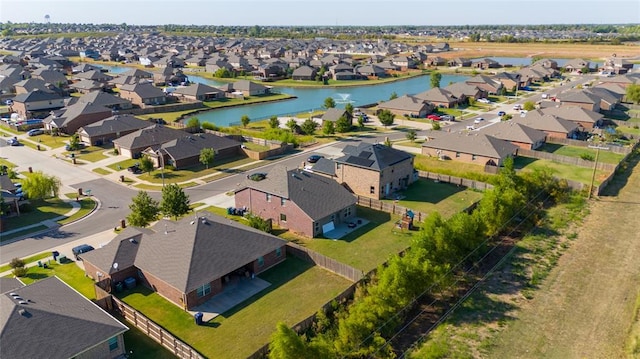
[269,160,572,358]
[127,184,191,227]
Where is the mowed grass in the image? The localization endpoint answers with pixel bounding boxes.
[281,206,415,272]
[25,133,68,149]
[514,156,609,185]
[414,154,494,183]
[538,143,625,164]
[0,252,52,272]
[2,198,73,231]
[383,178,484,218]
[17,261,97,299]
[136,156,256,184]
[64,146,110,162]
[117,256,351,359]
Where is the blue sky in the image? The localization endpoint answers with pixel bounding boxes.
[2,0,639,26]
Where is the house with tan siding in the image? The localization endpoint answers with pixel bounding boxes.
[476,122,547,150]
[422,132,519,166]
[513,110,580,138]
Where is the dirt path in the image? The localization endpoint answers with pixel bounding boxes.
[489,154,640,359]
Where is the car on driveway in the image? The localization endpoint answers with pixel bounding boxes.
[72,244,95,260]
[440,115,454,121]
[27,128,44,136]
[497,111,506,116]
[513,104,522,110]
[477,98,491,104]
[427,114,441,121]
[127,164,142,174]
[474,117,485,124]
[307,154,324,163]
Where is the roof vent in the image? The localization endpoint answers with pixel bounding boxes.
[129,238,137,244]
[14,296,23,301]
[200,217,208,224]
[190,220,195,225]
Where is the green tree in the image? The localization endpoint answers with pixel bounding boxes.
[430,71,442,88]
[406,128,417,142]
[357,115,365,129]
[0,196,9,216]
[432,121,441,130]
[378,109,395,127]
[269,323,308,359]
[139,155,154,175]
[127,190,159,227]
[160,183,190,220]
[268,115,280,129]
[214,68,232,78]
[21,171,61,200]
[323,97,336,109]
[286,118,298,133]
[199,148,215,169]
[68,133,81,151]
[186,117,201,132]
[300,118,318,135]
[335,115,352,133]
[344,103,354,116]
[626,84,640,104]
[322,120,335,135]
[389,91,398,100]
[241,115,251,128]
[523,101,536,111]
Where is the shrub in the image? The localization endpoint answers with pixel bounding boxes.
[246,213,272,233]
[580,153,595,161]
[13,267,28,277]
[201,122,220,131]
[9,258,25,269]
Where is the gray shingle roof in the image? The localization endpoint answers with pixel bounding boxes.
[12,89,62,103]
[476,122,547,145]
[378,95,429,112]
[514,110,579,134]
[113,124,182,150]
[120,82,166,99]
[541,106,603,124]
[0,277,128,359]
[78,90,132,108]
[237,166,356,220]
[159,132,241,161]
[422,132,519,159]
[43,101,112,129]
[172,83,224,97]
[78,114,151,137]
[335,143,413,171]
[310,157,336,176]
[322,108,349,122]
[134,213,285,293]
[80,228,143,275]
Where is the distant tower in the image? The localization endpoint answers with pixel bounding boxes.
[44,14,50,24]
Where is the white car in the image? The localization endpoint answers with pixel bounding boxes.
[474,117,485,124]
[513,104,522,110]
[477,98,491,104]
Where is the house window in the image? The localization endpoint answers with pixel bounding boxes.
[280,213,287,222]
[455,152,460,158]
[197,283,211,298]
[370,186,375,194]
[276,247,282,258]
[266,193,272,202]
[336,163,341,169]
[472,154,477,161]
[108,337,118,351]
[281,198,287,206]
[257,256,265,267]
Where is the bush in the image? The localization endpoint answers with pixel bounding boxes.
[13,267,28,277]
[580,153,595,161]
[246,213,272,233]
[201,122,220,131]
[9,258,25,269]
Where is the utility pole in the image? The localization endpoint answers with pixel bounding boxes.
[587,145,609,199]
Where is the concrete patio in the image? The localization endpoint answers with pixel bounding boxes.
[189,276,271,321]
[323,217,370,240]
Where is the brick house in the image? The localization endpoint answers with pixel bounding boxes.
[541,106,604,130]
[476,122,547,150]
[11,89,65,118]
[118,82,167,107]
[0,276,128,359]
[81,213,286,310]
[78,114,151,145]
[377,95,434,118]
[43,101,113,134]
[326,143,415,199]
[235,166,357,237]
[112,124,182,159]
[422,132,519,166]
[150,132,242,169]
[513,110,580,139]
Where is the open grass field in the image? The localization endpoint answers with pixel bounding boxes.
[414,154,495,183]
[281,206,415,272]
[538,143,626,164]
[514,156,609,185]
[117,256,351,359]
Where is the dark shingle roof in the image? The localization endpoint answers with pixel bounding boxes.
[476,122,547,145]
[0,277,128,359]
[113,124,182,150]
[134,214,285,293]
[80,228,143,275]
[78,114,151,137]
[78,90,132,108]
[310,157,336,176]
[321,108,349,122]
[422,132,519,159]
[172,83,224,97]
[159,133,241,161]
[335,143,413,171]
[12,89,62,103]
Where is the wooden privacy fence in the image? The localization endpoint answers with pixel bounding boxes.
[111,297,205,359]
[518,148,618,171]
[286,243,364,282]
[546,137,633,154]
[416,170,494,191]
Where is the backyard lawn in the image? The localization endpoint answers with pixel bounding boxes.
[514,157,608,185]
[538,143,625,164]
[414,154,494,183]
[117,256,351,359]
[383,178,484,218]
[17,261,97,299]
[281,206,415,272]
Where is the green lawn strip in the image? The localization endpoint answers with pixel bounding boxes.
[134,156,256,184]
[93,167,112,175]
[414,154,495,183]
[26,134,69,149]
[1,198,72,231]
[118,315,177,359]
[202,93,294,109]
[382,178,484,219]
[117,257,351,358]
[0,126,19,135]
[63,146,110,162]
[281,206,414,272]
[17,261,97,299]
[0,225,49,242]
[0,252,52,272]
[107,158,140,171]
[133,183,164,191]
[514,157,607,185]
[58,197,97,225]
[395,140,424,148]
[0,157,17,169]
[242,141,271,152]
[538,143,625,164]
[617,125,640,136]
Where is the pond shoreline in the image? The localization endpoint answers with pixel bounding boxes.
[175,95,298,124]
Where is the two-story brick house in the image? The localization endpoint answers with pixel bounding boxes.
[11,89,65,118]
[235,166,357,237]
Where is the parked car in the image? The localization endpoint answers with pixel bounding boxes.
[427,114,441,121]
[466,125,476,130]
[72,244,95,260]
[474,117,485,124]
[27,128,44,136]
[513,104,522,110]
[307,154,324,163]
[127,164,142,174]
[65,143,85,151]
[440,115,454,121]
[497,111,506,116]
[6,137,20,146]
[477,98,491,104]
[541,93,549,99]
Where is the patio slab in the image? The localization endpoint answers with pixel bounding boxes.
[323,217,370,240]
[189,277,270,321]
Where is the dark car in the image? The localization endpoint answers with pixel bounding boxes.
[6,137,20,146]
[72,244,95,260]
[128,165,142,174]
[307,155,324,163]
[497,111,506,116]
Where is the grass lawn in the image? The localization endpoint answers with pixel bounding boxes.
[93,167,112,175]
[0,252,52,272]
[242,141,270,152]
[136,156,256,184]
[0,225,49,242]
[2,198,73,232]
[117,257,351,358]
[28,134,69,149]
[64,146,110,163]
[120,317,176,359]
[414,154,494,183]
[383,178,484,218]
[139,110,198,123]
[202,93,295,109]
[395,140,424,148]
[538,143,625,164]
[17,261,97,299]
[107,158,140,171]
[617,125,640,136]
[0,157,17,169]
[59,197,97,225]
[281,206,414,272]
[513,156,608,185]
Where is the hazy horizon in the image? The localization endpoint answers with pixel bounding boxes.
[2,0,639,27]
